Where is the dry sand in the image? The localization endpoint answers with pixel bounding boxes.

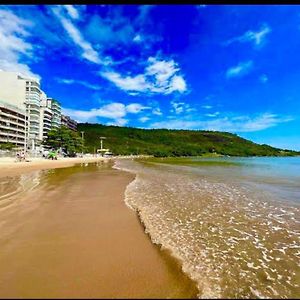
[0,161,198,298]
[0,156,109,178]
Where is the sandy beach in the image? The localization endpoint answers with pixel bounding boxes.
[0,160,198,298]
[0,156,110,178]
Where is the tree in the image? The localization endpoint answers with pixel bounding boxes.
[43,126,84,155]
[0,142,15,150]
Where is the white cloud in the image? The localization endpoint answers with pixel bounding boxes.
[52,6,103,64]
[63,102,126,123]
[64,5,79,20]
[152,107,162,116]
[226,60,253,78]
[225,24,271,48]
[151,113,293,132]
[259,74,268,83]
[0,9,40,80]
[56,78,100,90]
[205,112,220,117]
[170,101,194,115]
[126,103,150,113]
[133,34,142,43]
[101,56,187,95]
[139,116,150,123]
[107,118,128,127]
[62,102,151,123]
[100,72,149,92]
[202,105,213,109]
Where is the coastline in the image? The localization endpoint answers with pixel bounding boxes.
[0,158,198,298]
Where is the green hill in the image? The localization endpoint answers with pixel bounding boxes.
[77,123,300,157]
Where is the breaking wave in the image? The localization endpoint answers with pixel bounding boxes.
[114,158,300,299]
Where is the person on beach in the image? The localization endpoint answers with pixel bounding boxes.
[15,151,26,162]
[48,150,57,160]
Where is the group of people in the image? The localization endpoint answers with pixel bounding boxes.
[15,149,58,162]
[15,151,26,162]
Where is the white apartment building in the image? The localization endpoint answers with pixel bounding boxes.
[0,71,60,152]
[0,71,42,150]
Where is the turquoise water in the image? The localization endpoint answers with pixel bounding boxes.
[189,156,300,204]
[115,157,300,298]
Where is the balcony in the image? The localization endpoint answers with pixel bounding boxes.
[26,98,40,107]
[28,107,40,115]
[0,124,25,134]
[0,118,25,128]
[0,111,25,122]
[0,137,25,145]
[0,131,25,139]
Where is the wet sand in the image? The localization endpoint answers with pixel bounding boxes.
[0,162,198,298]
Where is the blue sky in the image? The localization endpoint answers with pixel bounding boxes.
[1,5,300,150]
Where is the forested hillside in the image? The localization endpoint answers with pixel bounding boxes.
[78,123,299,157]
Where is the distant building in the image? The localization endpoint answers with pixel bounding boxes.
[61,115,77,131]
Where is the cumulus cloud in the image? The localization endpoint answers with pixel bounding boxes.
[101,56,187,95]
[62,102,150,123]
[226,60,253,78]
[151,113,293,132]
[0,9,40,80]
[225,24,271,48]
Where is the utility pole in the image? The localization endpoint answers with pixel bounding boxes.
[100,136,106,150]
[80,131,84,157]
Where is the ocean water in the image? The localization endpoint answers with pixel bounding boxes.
[114,157,300,299]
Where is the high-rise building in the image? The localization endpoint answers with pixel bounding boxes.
[48,98,61,129]
[0,71,74,152]
[0,71,43,151]
[61,115,77,131]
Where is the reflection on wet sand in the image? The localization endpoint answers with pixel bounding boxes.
[0,162,198,299]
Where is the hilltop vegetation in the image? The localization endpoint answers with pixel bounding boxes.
[77,123,300,157]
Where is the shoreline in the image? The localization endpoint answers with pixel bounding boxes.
[0,158,198,298]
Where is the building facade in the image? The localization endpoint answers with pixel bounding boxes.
[61,115,77,131]
[0,71,43,151]
[49,98,61,129]
[39,94,53,141]
[0,100,26,148]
